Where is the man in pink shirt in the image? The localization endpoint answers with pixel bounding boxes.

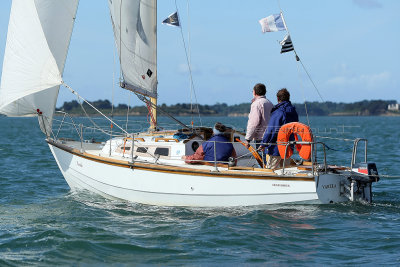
[245,83,273,149]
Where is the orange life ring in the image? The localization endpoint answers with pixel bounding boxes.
[277,122,313,160]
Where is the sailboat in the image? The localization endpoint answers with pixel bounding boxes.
[0,0,380,207]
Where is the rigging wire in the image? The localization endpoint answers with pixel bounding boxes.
[277,0,282,11]
[119,0,122,82]
[296,55,324,102]
[126,93,131,132]
[77,97,115,136]
[378,175,400,178]
[135,92,190,130]
[315,135,358,142]
[174,0,203,127]
[62,82,128,135]
[278,3,315,141]
[296,59,311,127]
[110,31,116,154]
[275,2,371,158]
[278,4,324,103]
[323,143,353,152]
[187,0,194,129]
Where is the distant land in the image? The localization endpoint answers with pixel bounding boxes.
[55,99,400,117]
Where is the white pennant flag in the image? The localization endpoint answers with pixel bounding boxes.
[259,13,286,33]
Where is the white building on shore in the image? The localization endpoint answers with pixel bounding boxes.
[388,103,399,111]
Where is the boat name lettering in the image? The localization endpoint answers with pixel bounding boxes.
[322,184,336,189]
[272,184,290,187]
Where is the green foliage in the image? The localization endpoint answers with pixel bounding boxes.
[57,99,397,116]
[294,100,396,116]
[61,100,79,111]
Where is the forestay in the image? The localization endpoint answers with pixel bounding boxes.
[0,0,78,129]
[108,0,157,98]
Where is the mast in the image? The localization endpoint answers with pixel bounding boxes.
[150,97,157,130]
[149,1,157,131]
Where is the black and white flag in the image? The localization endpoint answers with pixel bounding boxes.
[280,34,294,54]
[162,11,180,27]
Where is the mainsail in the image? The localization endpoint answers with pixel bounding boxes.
[108,0,157,98]
[0,0,78,129]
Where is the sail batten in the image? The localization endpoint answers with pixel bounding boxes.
[109,0,157,98]
[0,0,79,124]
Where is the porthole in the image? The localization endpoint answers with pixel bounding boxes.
[191,141,199,152]
[155,147,169,156]
[136,147,148,153]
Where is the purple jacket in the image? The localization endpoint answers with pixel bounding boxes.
[245,95,273,141]
[262,101,299,156]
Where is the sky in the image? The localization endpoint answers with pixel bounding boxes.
[0,0,399,107]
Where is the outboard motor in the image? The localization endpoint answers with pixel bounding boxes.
[352,162,380,182]
[344,162,380,203]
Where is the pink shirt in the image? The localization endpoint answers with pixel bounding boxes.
[185,146,205,163]
[245,95,273,141]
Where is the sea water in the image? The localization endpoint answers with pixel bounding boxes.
[0,116,399,265]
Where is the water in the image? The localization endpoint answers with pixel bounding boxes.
[1,116,399,265]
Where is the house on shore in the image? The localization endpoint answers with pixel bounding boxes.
[388,103,399,111]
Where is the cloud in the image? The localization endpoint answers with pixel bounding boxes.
[213,66,258,79]
[177,63,200,74]
[353,0,382,9]
[327,71,391,88]
[215,67,240,77]
[178,64,257,79]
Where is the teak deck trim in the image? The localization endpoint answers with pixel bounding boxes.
[47,139,315,182]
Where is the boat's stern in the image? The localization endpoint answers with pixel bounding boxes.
[316,163,379,204]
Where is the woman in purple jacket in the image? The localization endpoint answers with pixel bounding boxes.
[184,122,236,165]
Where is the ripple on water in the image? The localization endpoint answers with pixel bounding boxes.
[1,116,400,265]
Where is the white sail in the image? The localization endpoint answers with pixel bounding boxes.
[109,0,157,98]
[0,0,78,125]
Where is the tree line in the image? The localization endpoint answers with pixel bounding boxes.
[57,99,398,116]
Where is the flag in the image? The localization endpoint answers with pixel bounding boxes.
[162,11,180,27]
[280,34,294,53]
[259,14,286,33]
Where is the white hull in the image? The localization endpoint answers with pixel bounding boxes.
[48,142,325,207]
[47,138,370,207]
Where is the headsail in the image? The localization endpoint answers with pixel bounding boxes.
[0,0,79,128]
[108,0,157,98]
